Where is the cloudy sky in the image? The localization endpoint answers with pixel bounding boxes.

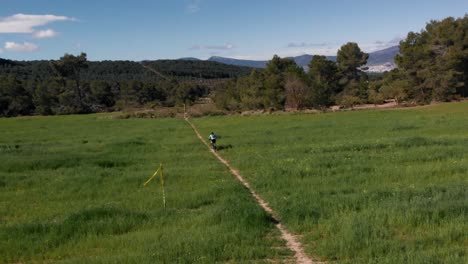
[0,0,467,61]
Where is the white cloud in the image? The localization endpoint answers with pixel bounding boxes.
[0,48,3,54]
[33,29,58,38]
[230,55,269,60]
[281,36,405,58]
[273,45,339,59]
[389,36,404,45]
[0,13,75,33]
[368,36,404,51]
[4,41,39,52]
[186,0,201,13]
[230,41,396,61]
[190,43,234,50]
[229,45,341,61]
[287,42,333,48]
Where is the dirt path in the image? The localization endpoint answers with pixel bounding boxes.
[141,64,168,80]
[185,118,323,264]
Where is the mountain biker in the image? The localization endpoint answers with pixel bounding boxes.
[208,132,217,151]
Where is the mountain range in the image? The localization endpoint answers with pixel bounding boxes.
[180,46,399,72]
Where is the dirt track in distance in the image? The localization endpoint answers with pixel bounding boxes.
[185,118,324,264]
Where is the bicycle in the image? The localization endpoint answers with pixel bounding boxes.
[210,140,217,152]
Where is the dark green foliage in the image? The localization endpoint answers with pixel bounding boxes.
[84,61,159,81]
[266,55,300,74]
[213,55,306,110]
[284,74,309,109]
[1,59,249,83]
[393,15,468,103]
[1,16,466,116]
[32,79,61,115]
[212,44,371,110]
[51,53,91,113]
[213,16,467,111]
[0,55,253,116]
[90,80,114,107]
[337,42,369,73]
[336,42,369,105]
[307,55,339,107]
[0,75,34,116]
[212,48,368,110]
[144,59,252,79]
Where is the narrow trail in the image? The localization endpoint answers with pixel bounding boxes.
[185,118,323,264]
[141,64,168,80]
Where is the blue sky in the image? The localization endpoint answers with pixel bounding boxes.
[0,0,467,61]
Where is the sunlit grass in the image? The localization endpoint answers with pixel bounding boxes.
[193,102,468,263]
[0,114,291,263]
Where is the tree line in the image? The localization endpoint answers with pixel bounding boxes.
[213,42,370,110]
[383,15,468,103]
[213,15,468,111]
[0,56,250,116]
[1,15,467,117]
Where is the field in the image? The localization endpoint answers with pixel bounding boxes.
[0,115,290,263]
[1,102,467,263]
[193,102,468,263]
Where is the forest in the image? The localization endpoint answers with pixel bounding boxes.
[214,15,468,111]
[0,57,251,116]
[0,15,467,117]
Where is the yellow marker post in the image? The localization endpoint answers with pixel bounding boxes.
[160,166,166,209]
[143,163,166,209]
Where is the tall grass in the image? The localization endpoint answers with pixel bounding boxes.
[0,114,291,263]
[193,102,468,263]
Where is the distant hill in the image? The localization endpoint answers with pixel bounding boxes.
[178,57,201,61]
[0,46,399,81]
[0,58,18,67]
[0,58,254,82]
[208,56,268,68]
[366,46,399,66]
[143,59,254,79]
[290,54,336,66]
[205,46,399,72]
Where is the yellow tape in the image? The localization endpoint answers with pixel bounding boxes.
[143,166,161,187]
[143,163,166,209]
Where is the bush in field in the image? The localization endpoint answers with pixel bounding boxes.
[336,43,369,103]
[367,83,385,105]
[336,94,361,108]
[307,55,339,108]
[380,79,410,105]
[285,74,309,110]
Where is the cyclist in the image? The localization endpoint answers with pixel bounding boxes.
[208,132,217,151]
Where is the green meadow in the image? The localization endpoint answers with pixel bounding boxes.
[193,102,468,263]
[1,102,467,263]
[0,115,290,263]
